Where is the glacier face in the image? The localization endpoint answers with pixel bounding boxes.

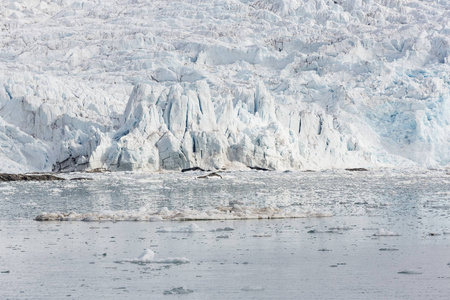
[0,0,449,172]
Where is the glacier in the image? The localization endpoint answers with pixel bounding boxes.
[0,0,449,173]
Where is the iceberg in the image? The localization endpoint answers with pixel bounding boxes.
[0,0,449,173]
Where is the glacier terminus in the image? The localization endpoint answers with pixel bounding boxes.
[0,0,449,173]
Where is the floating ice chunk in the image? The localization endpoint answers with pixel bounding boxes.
[252,234,272,238]
[163,287,194,295]
[137,249,155,261]
[156,223,205,233]
[398,270,422,275]
[155,257,191,264]
[20,201,39,207]
[362,227,379,231]
[307,228,342,234]
[197,172,222,179]
[241,286,264,291]
[216,235,229,239]
[211,227,234,232]
[373,229,401,236]
[327,225,354,231]
[35,206,331,222]
[117,249,190,265]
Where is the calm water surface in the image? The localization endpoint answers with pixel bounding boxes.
[1,170,449,299]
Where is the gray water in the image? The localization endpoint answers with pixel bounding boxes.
[1,170,450,299]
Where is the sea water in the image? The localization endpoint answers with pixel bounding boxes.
[1,170,449,299]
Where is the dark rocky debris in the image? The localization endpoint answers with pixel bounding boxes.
[345,168,368,172]
[181,167,206,172]
[70,177,93,181]
[248,166,271,171]
[0,173,65,182]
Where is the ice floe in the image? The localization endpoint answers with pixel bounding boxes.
[373,229,401,236]
[116,249,190,265]
[156,223,205,233]
[34,206,332,222]
[241,286,265,292]
[163,287,194,295]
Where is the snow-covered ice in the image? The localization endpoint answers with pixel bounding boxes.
[241,285,265,291]
[1,0,449,173]
[163,287,194,295]
[156,223,205,233]
[372,228,401,236]
[137,248,155,261]
[34,205,331,222]
[117,248,190,264]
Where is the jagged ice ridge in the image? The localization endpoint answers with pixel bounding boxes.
[0,0,449,173]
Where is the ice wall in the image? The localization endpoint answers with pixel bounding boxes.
[0,0,449,172]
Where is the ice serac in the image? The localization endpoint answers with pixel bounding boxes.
[0,0,449,172]
[101,81,228,171]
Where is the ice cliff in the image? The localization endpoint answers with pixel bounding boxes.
[0,0,449,172]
